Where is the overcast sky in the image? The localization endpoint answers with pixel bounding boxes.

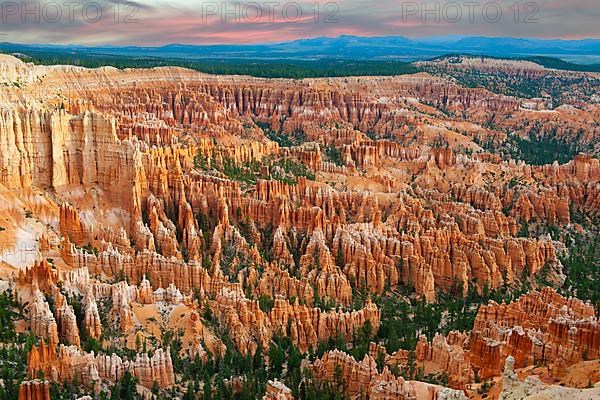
[0,0,598,45]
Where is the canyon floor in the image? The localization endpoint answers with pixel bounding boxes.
[0,54,598,400]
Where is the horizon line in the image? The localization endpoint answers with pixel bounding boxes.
[3,33,600,48]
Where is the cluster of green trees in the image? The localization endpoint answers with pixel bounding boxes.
[525,57,600,73]
[476,130,585,167]
[2,169,597,399]
[150,205,598,398]
[560,236,600,308]
[507,134,580,166]
[5,50,418,79]
[273,158,316,184]
[194,148,316,187]
[0,289,97,399]
[422,57,599,104]
[375,282,531,356]
[194,152,209,170]
[164,296,384,400]
[324,146,345,167]
[222,158,263,185]
[0,291,43,399]
[255,121,307,148]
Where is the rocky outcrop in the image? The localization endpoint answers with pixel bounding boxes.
[263,380,293,400]
[27,340,175,389]
[128,348,175,388]
[28,291,59,345]
[469,288,599,378]
[210,286,380,355]
[3,55,599,399]
[311,350,468,400]
[136,276,154,304]
[272,297,380,353]
[17,380,51,400]
[60,203,87,246]
[431,148,456,169]
[300,229,353,306]
[498,355,600,400]
[0,54,47,85]
[366,288,599,389]
[53,289,81,347]
[415,333,473,388]
[110,281,135,332]
[18,260,58,293]
[256,264,314,306]
[0,105,136,207]
[83,290,102,340]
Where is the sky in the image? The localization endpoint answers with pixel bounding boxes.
[0,0,598,45]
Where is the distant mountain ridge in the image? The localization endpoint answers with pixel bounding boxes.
[1,35,599,64]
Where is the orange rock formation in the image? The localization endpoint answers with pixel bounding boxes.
[1,55,598,398]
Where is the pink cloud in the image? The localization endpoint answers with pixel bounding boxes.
[1,0,598,45]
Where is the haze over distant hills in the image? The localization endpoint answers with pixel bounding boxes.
[2,35,600,64]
